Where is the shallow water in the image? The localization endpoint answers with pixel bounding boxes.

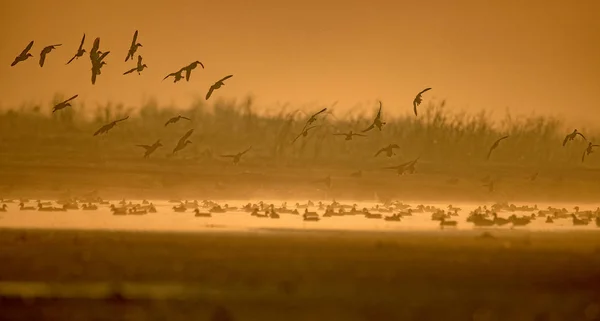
[0,199,599,232]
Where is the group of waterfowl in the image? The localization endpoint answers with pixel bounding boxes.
[2,198,599,228]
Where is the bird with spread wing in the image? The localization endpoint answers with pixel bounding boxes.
[413,88,432,116]
[67,34,86,65]
[374,144,400,157]
[39,44,62,67]
[125,30,143,62]
[172,129,194,155]
[382,157,420,176]
[123,55,148,75]
[136,140,163,158]
[302,108,328,130]
[182,61,204,81]
[221,146,252,164]
[52,95,78,113]
[563,129,586,146]
[582,142,600,162]
[93,116,129,136]
[164,115,191,127]
[206,75,233,100]
[486,135,509,160]
[163,69,185,83]
[293,125,319,143]
[333,131,366,141]
[362,101,386,132]
[11,41,34,67]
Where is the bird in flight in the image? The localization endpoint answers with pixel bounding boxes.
[123,55,148,75]
[172,129,194,155]
[182,61,204,82]
[164,115,191,127]
[382,158,418,176]
[136,140,163,158]
[302,108,328,131]
[52,95,78,113]
[221,146,252,165]
[90,37,101,62]
[486,135,509,160]
[563,129,587,146]
[582,142,600,162]
[66,34,86,65]
[125,30,143,62]
[333,131,366,141]
[206,75,233,100]
[413,88,432,116]
[93,116,129,136]
[163,69,185,83]
[39,44,62,67]
[362,101,386,132]
[11,41,34,67]
[293,125,319,143]
[374,144,400,157]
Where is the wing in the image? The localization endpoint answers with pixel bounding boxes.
[39,52,46,67]
[376,101,382,118]
[163,73,174,81]
[486,147,494,160]
[419,87,432,95]
[382,165,401,170]
[374,148,385,157]
[180,116,191,121]
[205,86,215,100]
[576,132,587,140]
[179,129,194,144]
[123,68,136,75]
[305,125,318,132]
[91,69,97,85]
[66,55,76,65]
[99,51,110,61]
[562,135,569,146]
[390,144,400,149]
[219,75,233,82]
[185,69,191,81]
[137,55,142,65]
[79,34,85,50]
[354,134,367,137]
[93,124,109,136]
[241,146,252,155]
[311,108,328,118]
[499,135,510,142]
[362,123,375,133]
[413,100,418,116]
[92,38,100,54]
[131,30,138,46]
[136,145,152,150]
[21,41,34,55]
[292,132,303,143]
[197,61,205,69]
[116,116,129,123]
[65,95,78,103]
[220,155,236,158]
[582,150,587,162]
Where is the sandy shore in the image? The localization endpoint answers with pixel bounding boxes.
[1,228,599,320]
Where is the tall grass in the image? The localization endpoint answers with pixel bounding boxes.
[0,96,596,168]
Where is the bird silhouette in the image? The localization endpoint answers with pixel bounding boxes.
[582,142,600,162]
[302,108,328,130]
[333,131,366,141]
[206,75,233,100]
[11,41,34,67]
[67,34,86,65]
[39,44,61,67]
[413,88,432,116]
[362,101,386,132]
[292,125,319,143]
[182,61,204,81]
[172,129,194,155]
[125,30,143,62]
[93,116,129,136]
[123,55,148,75]
[382,159,414,176]
[563,129,587,146]
[136,140,163,158]
[163,69,185,83]
[90,37,101,62]
[221,146,252,164]
[486,135,509,160]
[164,115,191,127]
[374,144,400,157]
[52,95,78,113]
[91,51,110,85]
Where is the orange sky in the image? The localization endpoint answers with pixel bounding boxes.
[0,0,599,125]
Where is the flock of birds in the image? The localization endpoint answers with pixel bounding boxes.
[1,197,599,229]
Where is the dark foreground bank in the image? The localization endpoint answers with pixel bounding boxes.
[1,228,599,321]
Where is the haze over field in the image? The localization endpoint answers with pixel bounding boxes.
[1,0,599,125]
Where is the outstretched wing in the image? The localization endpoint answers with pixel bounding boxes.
[66,54,77,65]
[311,108,328,118]
[582,150,587,162]
[78,34,86,50]
[137,55,142,65]
[241,146,252,155]
[39,52,46,67]
[418,87,432,96]
[219,75,233,83]
[178,129,194,145]
[91,38,100,55]
[376,101,382,119]
[486,146,494,160]
[21,41,34,55]
[205,86,215,100]
[562,134,569,146]
[390,144,400,149]
[292,131,303,144]
[220,155,236,158]
[164,117,177,126]
[576,132,587,141]
[136,144,152,151]
[65,95,78,103]
[362,123,375,133]
[131,30,138,46]
[116,116,129,123]
[93,124,109,136]
[413,99,418,116]
[374,148,385,157]
[123,68,136,75]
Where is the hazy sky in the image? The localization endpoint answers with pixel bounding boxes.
[0,0,599,124]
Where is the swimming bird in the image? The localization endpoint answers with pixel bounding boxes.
[221,146,252,165]
[302,108,328,130]
[582,142,600,162]
[375,144,400,157]
[206,75,233,100]
[11,41,34,66]
[486,135,509,160]
[164,115,191,127]
[172,129,194,155]
[563,129,586,146]
[52,95,78,113]
[136,140,163,158]
[333,131,366,141]
[163,69,185,83]
[362,101,385,132]
[123,55,147,75]
[125,30,143,62]
[66,34,86,65]
[93,116,129,136]
[39,44,61,67]
[182,61,204,81]
[413,88,432,116]
[292,125,319,143]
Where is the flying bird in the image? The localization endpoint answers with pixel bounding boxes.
[413,88,432,116]
[125,30,143,62]
[303,108,328,130]
[11,41,34,67]
[333,131,366,141]
[123,55,148,75]
[67,34,86,65]
[206,75,233,100]
[292,125,319,143]
[182,61,204,81]
[164,115,191,127]
[382,158,418,176]
[136,140,163,158]
[486,135,509,160]
[39,44,62,67]
[221,146,252,165]
[163,69,185,83]
[374,144,400,157]
[93,116,129,136]
[582,142,600,162]
[52,95,78,113]
[362,101,386,132]
[563,129,587,146]
[90,37,101,62]
[172,129,194,155]
[91,51,110,85]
